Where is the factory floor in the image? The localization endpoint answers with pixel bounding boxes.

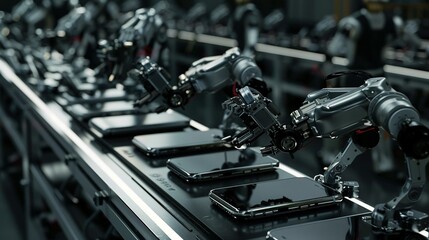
[0,144,427,240]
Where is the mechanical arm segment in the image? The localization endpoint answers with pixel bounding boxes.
[49,0,115,61]
[131,47,266,112]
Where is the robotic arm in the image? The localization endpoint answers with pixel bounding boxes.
[54,0,119,38]
[46,0,117,61]
[131,47,266,112]
[0,0,46,43]
[98,8,167,82]
[225,77,420,155]
[48,5,98,61]
[54,7,88,38]
[224,77,429,234]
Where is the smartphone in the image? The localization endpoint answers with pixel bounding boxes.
[209,177,343,219]
[167,149,279,182]
[132,129,232,157]
[266,217,357,240]
[65,100,158,121]
[62,88,129,106]
[168,170,280,198]
[89,111,190,137]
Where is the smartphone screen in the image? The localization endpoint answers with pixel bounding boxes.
[209,177,343,219]
[167,149,279,182]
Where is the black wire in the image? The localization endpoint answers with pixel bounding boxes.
[325,70,373,83]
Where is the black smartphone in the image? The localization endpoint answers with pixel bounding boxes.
[62,88,129,106]
[65,101,159,121]
[209,177,343,219]
[168,170,280,198]
[89,111,190,137]
[132,129,232,157]
[266,217,357,240]
[65,100,155,121]
[167,149,279,182]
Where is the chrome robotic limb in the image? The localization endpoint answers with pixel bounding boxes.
[223,77,429,236]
